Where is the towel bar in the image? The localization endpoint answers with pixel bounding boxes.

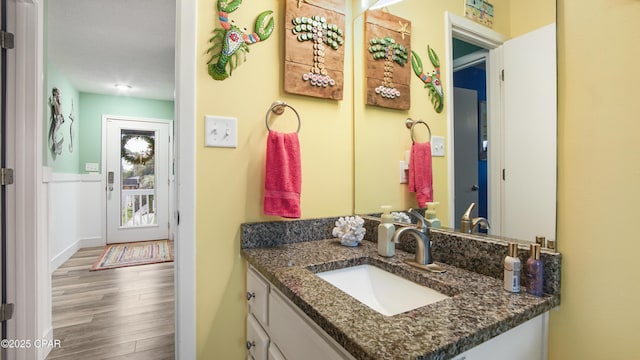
[405,118,431,143]
[266,101,301,133]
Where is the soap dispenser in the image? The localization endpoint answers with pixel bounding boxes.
[425,202,441,229]
[525,243,544,297]
[378,206,396,257]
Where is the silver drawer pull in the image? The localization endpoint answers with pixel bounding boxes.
[246,341,255,350]
[246,292,256,301]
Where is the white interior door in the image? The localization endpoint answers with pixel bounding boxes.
[453,87,479,230]
[502,23,557,241]
[106,117,171,243]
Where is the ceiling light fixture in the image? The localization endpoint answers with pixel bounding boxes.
[114,84,132,90]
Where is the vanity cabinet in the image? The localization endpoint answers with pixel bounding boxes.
[247,265,548,360]
[246,266,355,360]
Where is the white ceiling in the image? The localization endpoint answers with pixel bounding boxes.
[47,0,176,101]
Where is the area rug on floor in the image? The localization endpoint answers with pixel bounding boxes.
[90,240,173,271]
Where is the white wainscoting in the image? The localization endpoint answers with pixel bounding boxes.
[44,168,104,272]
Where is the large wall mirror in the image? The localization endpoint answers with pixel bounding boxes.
[353,0,557,243]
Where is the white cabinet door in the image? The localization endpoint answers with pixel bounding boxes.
[247,314,270,360]
[247,266,270,326]
[268,343,286,360]
[452,313,547,360]
[269,288,355,360]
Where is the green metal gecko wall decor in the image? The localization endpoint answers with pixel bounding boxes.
[411,46,444,113]
[206,0,275,81]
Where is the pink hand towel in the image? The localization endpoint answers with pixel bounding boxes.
[264,131,302,218]
[408,142,433,208]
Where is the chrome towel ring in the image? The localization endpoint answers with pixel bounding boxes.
[265,101,301,133]
[405,118,432,143]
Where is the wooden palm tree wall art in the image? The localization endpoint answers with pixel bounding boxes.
[365,10,411,110]
[285,0,346,100]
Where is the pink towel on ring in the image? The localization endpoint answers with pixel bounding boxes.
[408,142,433,208]
[263,131,302,218]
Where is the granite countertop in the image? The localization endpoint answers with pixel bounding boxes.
[242,238,560,360]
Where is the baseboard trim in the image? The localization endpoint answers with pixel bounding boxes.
[50,237,105,272]
[80,236,105,248]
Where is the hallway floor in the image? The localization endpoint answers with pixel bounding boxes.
[46,247,175,360]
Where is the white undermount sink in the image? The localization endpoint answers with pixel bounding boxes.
[316,264,449,316]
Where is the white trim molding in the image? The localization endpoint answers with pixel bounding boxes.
[175,0,197,358]
[13,0,51,359]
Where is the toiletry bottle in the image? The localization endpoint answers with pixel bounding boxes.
[503,243,521,292]
[525,243,544,296]
[378,206,396,257]
[425,202,441,229]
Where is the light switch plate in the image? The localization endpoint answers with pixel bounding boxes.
[431,136,445,157]
[205,115,237,148]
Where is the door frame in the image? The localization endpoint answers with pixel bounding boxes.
[445,12,507,234]
[101,115,174,245]
[13,0,198,359]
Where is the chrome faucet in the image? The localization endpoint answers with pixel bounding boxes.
[391,208,432,265]
[460,203,491,234]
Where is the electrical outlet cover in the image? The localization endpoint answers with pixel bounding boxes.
[205,115,237,148]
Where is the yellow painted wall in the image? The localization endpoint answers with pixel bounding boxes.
[510,0,555,37]
[550,0,640,358]
[195,1,353,357]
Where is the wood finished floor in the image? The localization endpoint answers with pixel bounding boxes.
[47,246,175,360]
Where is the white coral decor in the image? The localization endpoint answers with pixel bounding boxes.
[332,216,366,247]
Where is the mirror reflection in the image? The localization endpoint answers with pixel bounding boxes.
[354,0,557,243]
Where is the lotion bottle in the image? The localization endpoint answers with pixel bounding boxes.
[503,243,521,292]
[526,243,544,296]
[378,206,396,257]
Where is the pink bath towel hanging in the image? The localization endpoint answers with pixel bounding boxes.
[408,141,433,208]
[263,130,302,218]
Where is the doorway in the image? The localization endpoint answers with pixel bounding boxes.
[10,0,197,358]
[446,12,557,239]
[104,117,172,244]
[452,42,489,230]
[446,14,502,233]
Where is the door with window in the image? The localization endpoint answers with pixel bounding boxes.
[106,117,171,243]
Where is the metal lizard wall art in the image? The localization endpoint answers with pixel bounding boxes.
[207,0,275,80]
[68,98,75,153]
[48,87,65,158]
[411,46,444,113]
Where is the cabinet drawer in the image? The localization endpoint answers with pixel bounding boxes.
[247,266,269,326]
[247,314,269,360]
